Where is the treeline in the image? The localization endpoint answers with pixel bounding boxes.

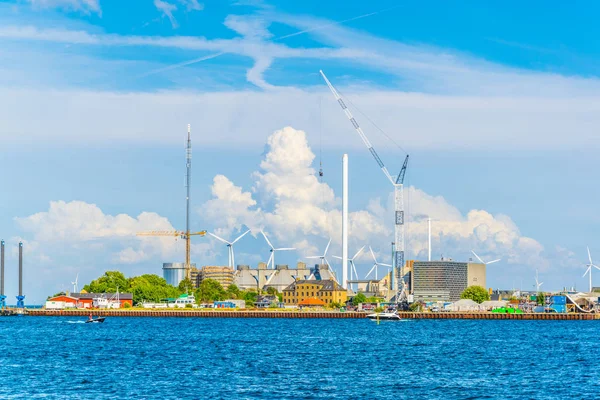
[82,271,275,306]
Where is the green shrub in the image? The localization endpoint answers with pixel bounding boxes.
[185,303,193,309]
[123,302,131,308]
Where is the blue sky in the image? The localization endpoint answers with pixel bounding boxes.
[1,0,600,302]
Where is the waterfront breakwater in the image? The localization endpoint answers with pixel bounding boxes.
[26,309,599,320]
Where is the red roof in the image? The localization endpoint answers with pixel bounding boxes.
[298,298,326,306]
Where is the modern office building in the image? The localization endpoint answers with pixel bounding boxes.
[411,260,486,302]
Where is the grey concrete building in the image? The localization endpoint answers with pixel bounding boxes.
[412,261,486,302]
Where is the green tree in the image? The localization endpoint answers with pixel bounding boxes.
[83,271,129,293]
[195,279,226,303]
[352,293,367,306]
[537,292,546,305]
[460,286,490,304]
[266,286,278,296]
[127,274,179,304]
[178,278,194,294]
[226,284,241,299]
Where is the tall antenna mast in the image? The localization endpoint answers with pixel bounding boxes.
[185,124,192,279]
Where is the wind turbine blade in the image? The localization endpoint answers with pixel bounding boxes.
[231,229,250,244]
[486,259,501,265]
[267,252,273,268]
[305,256,321,259]
[275,247,296,251]
[369,246,376,262]
[594,265,600,271]
[539,282,543,287]
[365,265,376,278]
[261,231,274,249]
[379,263,392,267]
[332,256,342,260]
[208,232,230,244]
[588,246,593,265]
[352,263,358,280]
[583,267,590,278]
[352,245,365,260]
[324,238,332,256]
[471,250,485,264]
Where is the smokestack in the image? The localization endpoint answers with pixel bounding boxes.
[428,218,432,262]
[0,240,4,296]
[18,242,22,296]
[342,154,348,289]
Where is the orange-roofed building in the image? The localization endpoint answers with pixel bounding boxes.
[298,298,326,307]
[282,279,347,306]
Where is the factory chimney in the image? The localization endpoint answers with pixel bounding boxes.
[342,154,348,289]
[16,242,24,308]
[0,240,4,308]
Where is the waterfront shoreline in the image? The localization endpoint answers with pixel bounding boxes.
[25,309,599,320]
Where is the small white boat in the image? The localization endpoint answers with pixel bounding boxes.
[367,312,401,321]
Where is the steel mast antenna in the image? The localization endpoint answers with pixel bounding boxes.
[320,70,409,302]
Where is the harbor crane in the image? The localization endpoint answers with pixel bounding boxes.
[320,70,409,302]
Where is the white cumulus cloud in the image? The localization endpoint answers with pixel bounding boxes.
[26,0,101,15]
[200,126,550,274]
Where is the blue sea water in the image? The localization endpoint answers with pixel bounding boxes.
[0,317,599,399]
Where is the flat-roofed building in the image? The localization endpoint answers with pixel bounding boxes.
[412,261,486,302]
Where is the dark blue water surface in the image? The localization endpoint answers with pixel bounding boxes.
[1,317,599,399]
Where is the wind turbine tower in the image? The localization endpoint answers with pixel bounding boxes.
[342,154,349,289]
[0,240,5,308]
[185,123,192,275]
[584,246,599,293]
[321,71,409,301]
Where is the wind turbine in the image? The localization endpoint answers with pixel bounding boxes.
[583,246,600,293]
[333,246,365,284]
[307,239,333,268]
[261,231,295,269]
[471,250,501,265]
[208,229,250,269]
[365,246,392,280]
[534,269,543,292]
[71,273,79,294]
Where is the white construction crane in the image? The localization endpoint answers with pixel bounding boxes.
[320,70,409,301]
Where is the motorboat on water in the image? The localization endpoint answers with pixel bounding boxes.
[367,312,401,321]
[85,317,106,324]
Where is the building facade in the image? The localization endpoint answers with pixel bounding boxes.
[412,261,486,302]
[282,279,347,306]
[163,263,196,287]
[197,266,234,289]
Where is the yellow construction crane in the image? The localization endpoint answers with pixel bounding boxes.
[136,230,207,280]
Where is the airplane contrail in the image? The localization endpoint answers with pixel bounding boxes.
[275,5,403,40]
[139,52,226,78]
[139,5,402,78]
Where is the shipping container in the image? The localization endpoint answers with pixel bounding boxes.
[552,296,566,305]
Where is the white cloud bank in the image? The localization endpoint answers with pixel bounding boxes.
[201,126,549,271]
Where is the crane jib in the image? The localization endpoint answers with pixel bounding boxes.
[369,147,385,168]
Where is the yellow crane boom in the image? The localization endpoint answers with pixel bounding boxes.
[136,230,207,280]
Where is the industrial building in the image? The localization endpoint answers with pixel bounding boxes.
[282,279,347,306]
[163,263,196,287]
[411,260,486,302]
[234,262,338,293]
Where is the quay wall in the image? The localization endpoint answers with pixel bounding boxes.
[26,309,598,320]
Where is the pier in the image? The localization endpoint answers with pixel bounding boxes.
[25,309,600,319]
